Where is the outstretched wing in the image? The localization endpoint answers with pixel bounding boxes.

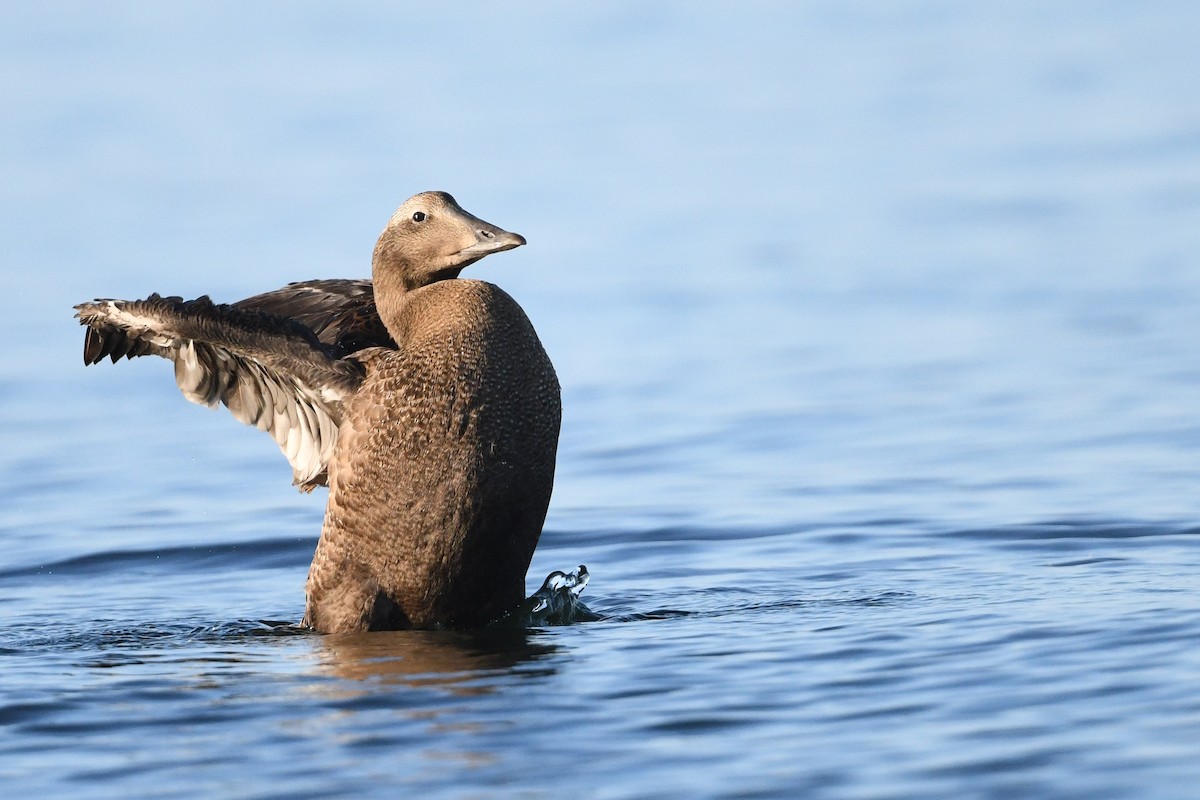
[234,279,394,358]
[75,293,366,491]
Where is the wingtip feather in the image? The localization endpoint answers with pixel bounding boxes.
[82,326,106,365]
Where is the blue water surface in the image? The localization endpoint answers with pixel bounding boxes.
[3,2,1200,798]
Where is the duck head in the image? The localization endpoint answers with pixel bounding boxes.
[371,191,526,293]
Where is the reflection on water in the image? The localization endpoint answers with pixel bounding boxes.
[315,628,558,686]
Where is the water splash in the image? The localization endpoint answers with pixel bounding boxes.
[505,565,600,627]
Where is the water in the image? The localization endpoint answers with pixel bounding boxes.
[3,2,1200,797]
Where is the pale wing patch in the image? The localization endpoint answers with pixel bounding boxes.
[173,340,345,488]
[99,300,185,355]
[78,296,360,491]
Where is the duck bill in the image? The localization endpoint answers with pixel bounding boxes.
[455,228,527,262]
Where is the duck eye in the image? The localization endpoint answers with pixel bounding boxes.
[412,211,427,223]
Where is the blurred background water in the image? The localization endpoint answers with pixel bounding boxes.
[3,2,1200,798]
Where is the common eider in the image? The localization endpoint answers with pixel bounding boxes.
[75,192,561,633]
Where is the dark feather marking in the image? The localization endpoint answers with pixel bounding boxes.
[234,279,395,358]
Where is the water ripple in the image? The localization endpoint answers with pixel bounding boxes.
[0,537,313,581]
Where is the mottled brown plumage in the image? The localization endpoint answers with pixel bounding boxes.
[75,191,561,632]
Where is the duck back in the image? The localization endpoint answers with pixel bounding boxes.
[302,279,561,632]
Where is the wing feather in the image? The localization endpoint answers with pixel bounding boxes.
[234,279,394,357]
[75,293,366,490]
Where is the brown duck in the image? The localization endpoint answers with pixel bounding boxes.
[75,192,561,633]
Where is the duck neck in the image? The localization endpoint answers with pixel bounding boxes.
[372,255,467,342]
[372,259,418,343]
